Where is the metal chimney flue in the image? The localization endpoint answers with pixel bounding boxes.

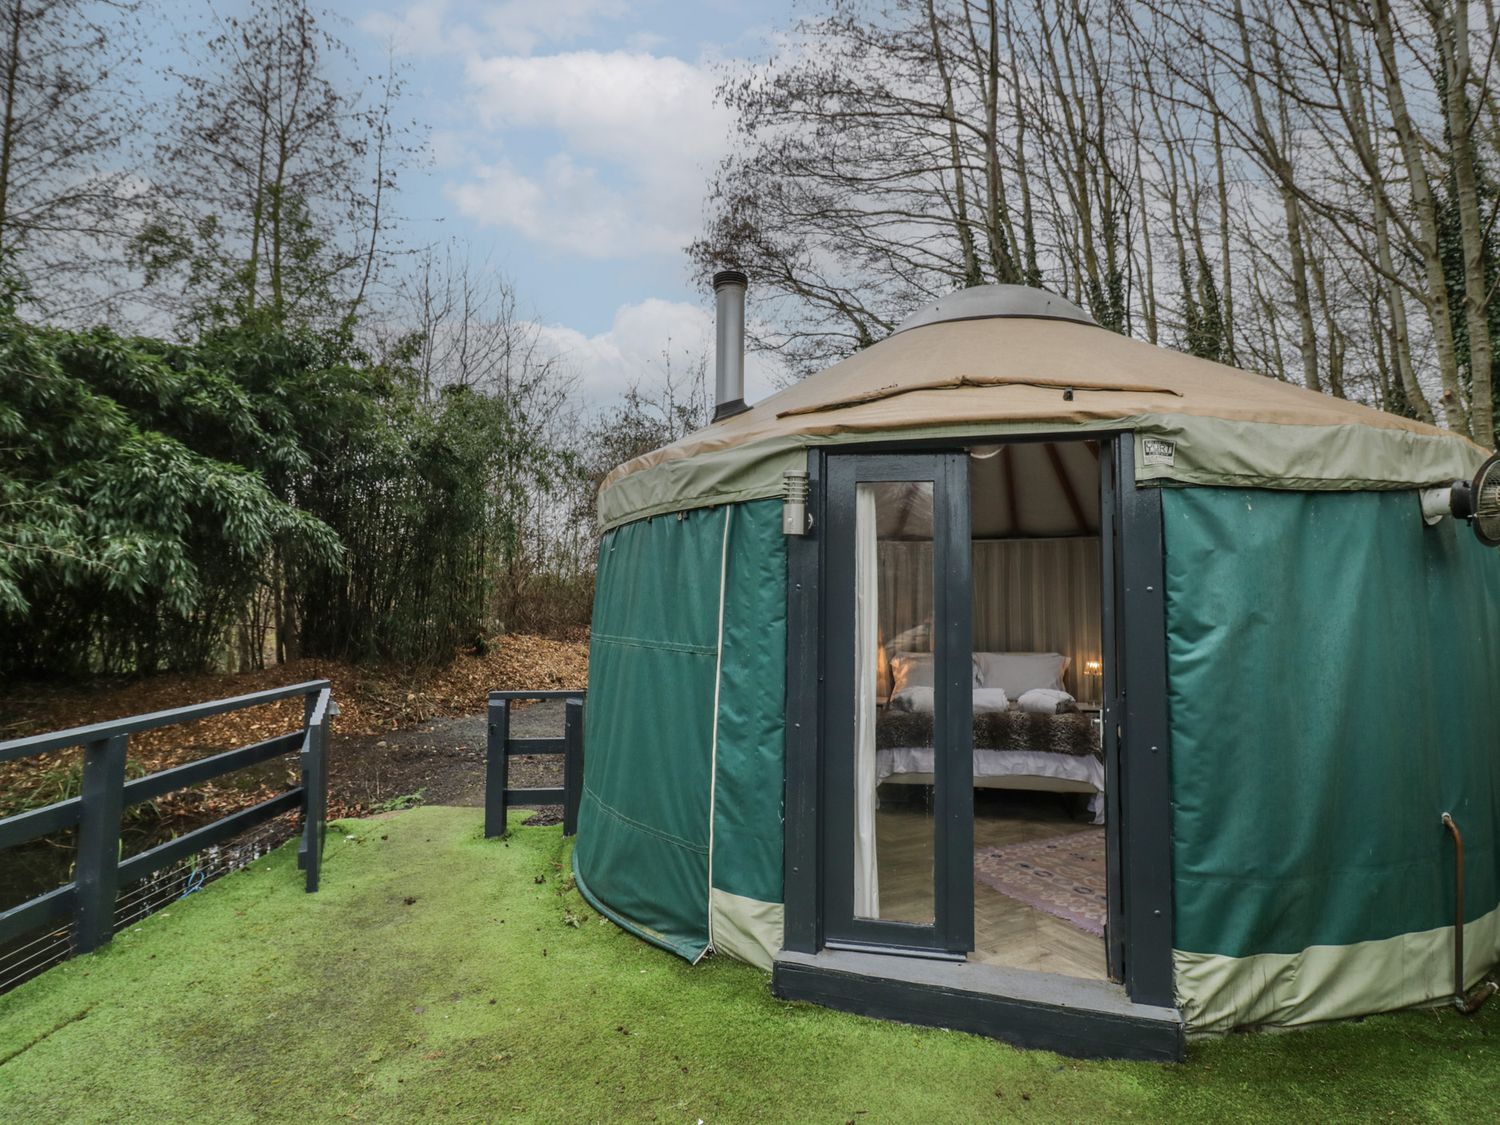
[712,269,749,422]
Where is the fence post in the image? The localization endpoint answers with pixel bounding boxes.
[297,691,317,872]
[303,704,326,893]
[74,733,128,953]
[485,697,510,838]
[563,698,585,837]
[320,700,331,863]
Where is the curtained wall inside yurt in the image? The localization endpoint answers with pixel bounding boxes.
[877,539,1102,697]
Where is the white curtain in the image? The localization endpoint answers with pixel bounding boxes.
[853,484,880,918]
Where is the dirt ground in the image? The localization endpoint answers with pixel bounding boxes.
[331,701,566,820]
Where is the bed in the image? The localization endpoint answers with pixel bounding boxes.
[878,651,1105,822]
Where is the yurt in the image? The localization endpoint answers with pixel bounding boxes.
[573,276,1500,1060]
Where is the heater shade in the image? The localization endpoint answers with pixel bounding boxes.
[1469,454,1500,547]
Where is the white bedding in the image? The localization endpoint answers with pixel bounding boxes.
[877,746,1105,824]
[890,686,1011,714]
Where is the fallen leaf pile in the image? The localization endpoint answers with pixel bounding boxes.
[0,634,590,826]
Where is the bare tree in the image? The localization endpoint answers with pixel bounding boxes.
[378,242,593,631]
[699,0,1500,446]
[392,243,572,409]
[1138,0,1494,431]
[1430,0,1495,442]
[577,349,710,507]
[0,0,140,316]
[130,0,416,329]
[692,0,1139,372]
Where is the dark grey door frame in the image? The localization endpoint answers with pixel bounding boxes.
[781,433,1174,1011]
[820,452,973,956]
[1112,438,1176,1007]
[783,449,826,954]
[1099,442,1126,981]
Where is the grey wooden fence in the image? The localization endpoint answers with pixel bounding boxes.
[485,690,585,838]
[0,681,333,955]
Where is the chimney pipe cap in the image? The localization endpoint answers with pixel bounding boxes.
[713,269,748,290]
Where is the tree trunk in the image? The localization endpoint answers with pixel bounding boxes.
[1434,0,1495,444]
[1212,113,1237,364]
[246,97,271,314]
[1002,0,1040,284]
[981,0,1012,281]
[0,0,24,253]
[1304,226,1344,398]
[1225,0,1319,389]
[1135,174,1158,343]
[926,0,984,286]
[1373,175,1433,422]
[1371,0,1470,435]
[1338,21,1434,422]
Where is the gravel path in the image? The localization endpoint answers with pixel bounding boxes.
[330,700,566,814]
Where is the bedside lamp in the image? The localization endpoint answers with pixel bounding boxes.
[1083,658,1102,705]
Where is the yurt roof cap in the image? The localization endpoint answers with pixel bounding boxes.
[893,284,1096,334]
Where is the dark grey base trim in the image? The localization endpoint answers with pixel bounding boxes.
[772,949,1184,1062]
[823,938,967,962]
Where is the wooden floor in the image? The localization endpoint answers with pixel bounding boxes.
[871,788,1108,981]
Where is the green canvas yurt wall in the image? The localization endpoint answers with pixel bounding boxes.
[573,498,788,969]
[578,284,1499,1032]
[1163,487,1500,1030]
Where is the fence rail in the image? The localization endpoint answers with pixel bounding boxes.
[0,680,332,957]
[485,691,585,838]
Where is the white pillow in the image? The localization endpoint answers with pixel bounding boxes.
[889,651,982,695]
[975,652,1070,697]
[889,651,933,696]
[889,686,934,713]
[1016,687,1075,714]
[973,687,1011,714]
[889,686,1009,714]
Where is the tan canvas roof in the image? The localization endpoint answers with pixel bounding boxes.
[599,286,1488,530]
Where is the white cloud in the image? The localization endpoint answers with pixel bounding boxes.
[446,155,683,259]
[465,51,725,164]
[476,0,629,55]
[447,50,731,258]
[360,0,627,56]
[358,0,456,56]
[533,298,782,408]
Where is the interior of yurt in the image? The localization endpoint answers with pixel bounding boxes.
[573,278,1500,1061]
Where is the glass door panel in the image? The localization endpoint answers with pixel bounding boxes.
[823,453,972,955]
[854,480,935,924]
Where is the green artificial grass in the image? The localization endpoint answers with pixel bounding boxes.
[2,807,1497,1123]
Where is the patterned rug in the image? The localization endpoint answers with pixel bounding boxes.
[974,830,1107,936]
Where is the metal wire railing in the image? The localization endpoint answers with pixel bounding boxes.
[0,812,299,995]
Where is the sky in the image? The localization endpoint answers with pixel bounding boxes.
[334,0,798,407]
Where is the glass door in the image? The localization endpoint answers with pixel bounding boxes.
[822,453,973,955]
